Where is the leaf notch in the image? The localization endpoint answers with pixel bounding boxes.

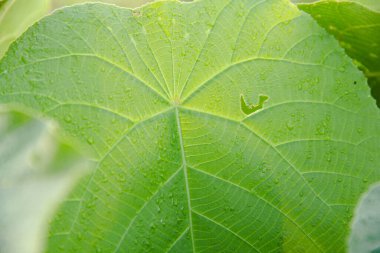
[240,94,269,115]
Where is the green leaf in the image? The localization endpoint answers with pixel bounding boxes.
[0,106,88,253]
[51,0,154,9]
[298,0,380,107]
[0,0,379,252]
[349,183,380,253]
[292,0,319,4]
[349,0,380,12]
[0,0,50,59]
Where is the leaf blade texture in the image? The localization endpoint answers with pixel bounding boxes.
[51,0,154,9]
[0,0,379,252]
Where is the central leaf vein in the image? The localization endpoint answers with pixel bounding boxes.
[175,107,196,253]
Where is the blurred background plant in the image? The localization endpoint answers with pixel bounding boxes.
[0,0,50,57]
[0,106,89,253]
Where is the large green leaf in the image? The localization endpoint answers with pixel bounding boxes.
[51,0,153,9]
[349,183,380,253]
[0,0,379,252]
[292,0,319,4]
[0,0,50,59]
[298,0,380,107]
[0,106,88,253]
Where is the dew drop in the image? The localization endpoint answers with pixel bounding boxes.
[77,233,83,241]
[286,120,295,131]
[64,115,72,123]
[87,137,94,145]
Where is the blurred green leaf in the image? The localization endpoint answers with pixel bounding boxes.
[0,106,88,253]
[349,182,380,253]
[350,0,380,12]
[0,0,50,59]
[292,0,319,4]
[299,0,380,107]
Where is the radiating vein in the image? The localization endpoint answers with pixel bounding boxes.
[181,57,338,104]
[112,166,183,253]
[178,0,232,99]
[181,107,331,208]
[192,210,260,253]
[165,227,189,253]
[188,165,322,252]
[60,107,174,240]
[7,53,170,103]
[175,107,196,253]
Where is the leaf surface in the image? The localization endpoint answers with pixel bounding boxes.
[299,0,380,107]
[0,106,87,253]
[51,0,154,9]
[0,0,379,252]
